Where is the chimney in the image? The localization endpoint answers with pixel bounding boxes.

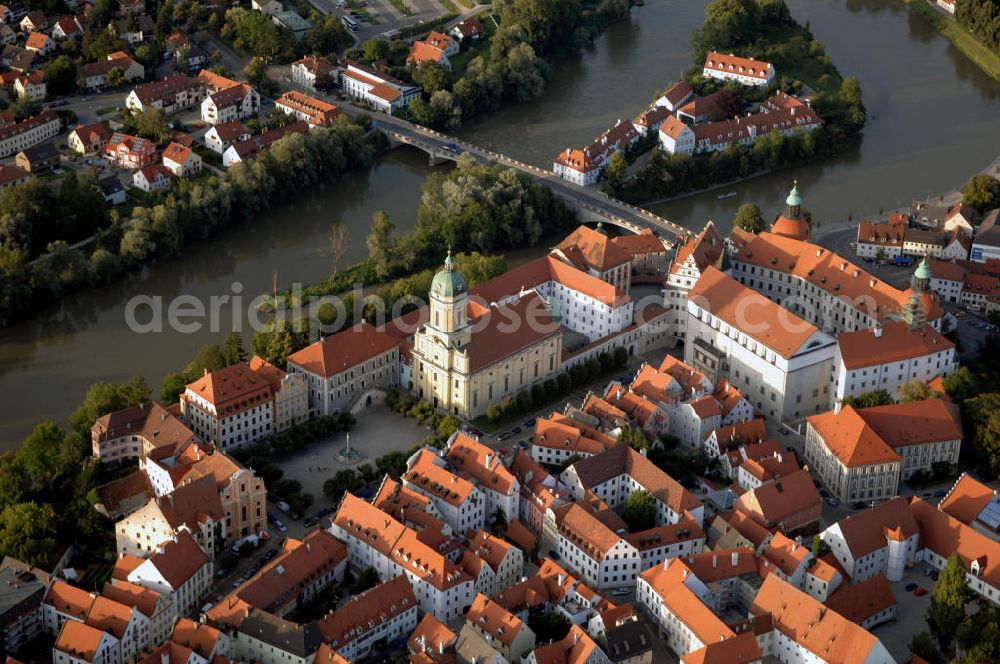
[712,554,717,568]
[874,326,883,338]
[834,402,842,415]
[558,574,564,586]
[731,551,739,567]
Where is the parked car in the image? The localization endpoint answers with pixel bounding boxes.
[548,550,561,561]
[303,516,318,527]
[611,588,630,596]
[511,426,522,435]
[905,582,918,591]
[523,418,536,427]
[930,572,939,581]
[825,497,838,507]
[273,519,287,533]
[914,587,928,597]
[276,500,291,514]
[497,432,514,441]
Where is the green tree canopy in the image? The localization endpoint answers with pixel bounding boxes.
[926,553,969,649]
[733,203,765,234]
[622,489,656,531]
[961,174,1000,213]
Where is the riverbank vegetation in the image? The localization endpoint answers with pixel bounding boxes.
[253,155,577,357]
[913,0,1000,80]
[0,118,386,327]
[352,0,637,130]
[617,0,866,202]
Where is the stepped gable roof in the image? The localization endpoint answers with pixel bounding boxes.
[806,406,900,467]
[837,321,953,370]
[751,575,886,664]
[569,444,701,514]
[832,497,918,561]
[287,321,400,377]
[824,574,896,624]
[688,267,823,360]
[733,231,942,323]
[671,221,722,275]
[715,510,773,549]
[939,473,997,525]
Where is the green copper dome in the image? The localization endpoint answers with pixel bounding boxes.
[785,180,802,207]
[430,249,468,298]
[915,256,932,280]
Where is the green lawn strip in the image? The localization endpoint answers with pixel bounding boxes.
[346,0,378,23]
[456,0,474,8]
[439,0,458,13]
[902,0,1000,80]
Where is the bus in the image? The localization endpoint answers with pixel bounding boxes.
[341,14,358,31]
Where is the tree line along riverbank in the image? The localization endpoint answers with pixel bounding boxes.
[901,0,1000,81]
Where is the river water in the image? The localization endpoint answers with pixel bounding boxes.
[1,0,998,448]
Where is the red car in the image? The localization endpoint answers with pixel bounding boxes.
[914,587,928,597]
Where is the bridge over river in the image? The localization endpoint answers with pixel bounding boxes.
[365,111,691,241]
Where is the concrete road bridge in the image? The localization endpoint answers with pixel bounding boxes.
[371,114,691,241]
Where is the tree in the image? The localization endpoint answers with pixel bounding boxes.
[898,380,941,403]
[243,56,269,88]
[182,344,228,380]
[361,38,388,63]
[942,366,979,402]
[105,66,126,88]
[68,376,150,435]
[961,174,1000,213]
[926,553,969,649]
[44,55,79,95]
[621,489,656,531]
[367,210,397,279]
[350,566,380,593]
[134,107,170,144]
[617,424,648,451]
[0,502,58,567]
[160,372,187,404]
[328,224,347,282]
[842,389,893,408]
[811,534,831,557]
[709,87,744,121]
[909,632,937,661]
[966,392,1000,476]
[252,319,299,366]
[9,97,41,122]
[223,332,247,364]
[733,203,765,233]
[528,609,571,644]
[603,152,628,194]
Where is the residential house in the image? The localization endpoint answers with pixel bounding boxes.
[290,55,335,91]
[275,90,342,128]
[201,83,258,125]
[855,217,906,260]
[81,52,144,89]
[316,576,418,662]
[120,529,213,623]
[407,31,458,68]
[51,15,83,39]
[1,44,34,71]
[553,119,640,186]
[653,80,694,112]
[464,594,536,663]
[13,69,44,100]
[221,121,307,167]
[126,74,206,115]
[90,401,197,463]
[18,10,44,31]
[15,141,58,172]
[132,163,171,192]
[68,122,112,154]
[204,120,249,154]
[96,175,127,205]
[0,559,48,657]
[115,14,154,43]
[735,468,821,532]
[702,51,776,86]
[0,110,60,158]
[104,132,157,168]
[24,31,53,55]
[271,9,311,39]
[449,17,484,42]
[161,140,202,177]
[340,61,421,113]
[0,163,28,188]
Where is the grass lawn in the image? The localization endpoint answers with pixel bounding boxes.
[456,0,474,7]
[96,107,118,116]
[447,14,497,77]
[439,0,458,13]
[750,23,844,96]
[902,0,1000,80]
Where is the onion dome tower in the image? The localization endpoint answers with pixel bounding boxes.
[770,180,811,242]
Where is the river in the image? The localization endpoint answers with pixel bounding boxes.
[1,0,998,448]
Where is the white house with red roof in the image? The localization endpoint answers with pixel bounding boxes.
[553,119,640,186]
[654,80,694,112]
[341,61,421,113]
[702,51,776,86]
[275,90,342,128]
[161,140,202,177]
[14,69,44,100]
[122,528,213,622]
[52,15,84,39]
[833,321,957,405]
[407,31,458,69]
[105,132,157,169]
[68,122,112,155]
[403,448,488,533]
[291,55,336,91]
[132,163,171,192]
[180,362,275,450]
[449,17,484,42]
[204,119,249,154]
[665,221,723,342]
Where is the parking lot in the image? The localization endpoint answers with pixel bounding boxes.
[872,567,942,661]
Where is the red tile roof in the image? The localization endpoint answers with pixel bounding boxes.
[287,321,400,377]
[939,473,997,526]
[837,321,953,370]
[825,573,896,624]
[703,51,773,81]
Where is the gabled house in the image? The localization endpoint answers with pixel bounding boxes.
[68,122,113,154]
[132,163,171,191]
[13,69,44,100]
[104,132,157,169]
[25,31,54,55]
[52,15,83,39]
[161,140,202,177]
[203,119,248,154]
